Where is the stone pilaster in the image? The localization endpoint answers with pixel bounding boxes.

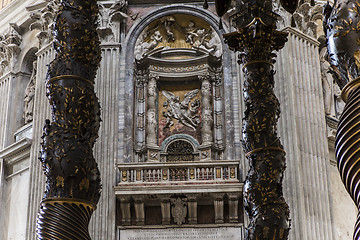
[133,196,145,225]
[89,42,121,239]
[120,197,131,225]
[213,193,224,224]
[199,74,213,145]
[187,194,198,224]
[146,73,158,147]
[275,27,335,240]
[161,196,171,225]
[228,193,240,223]
[26,43,54,240]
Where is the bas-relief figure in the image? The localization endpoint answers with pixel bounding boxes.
[24,60,37,124]
[134,30,163,60]
[134,15,222,61]
[162,89,200,131]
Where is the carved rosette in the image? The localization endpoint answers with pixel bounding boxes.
[37,0,101,239]
[224,3,290,239]
[324,1,360,239]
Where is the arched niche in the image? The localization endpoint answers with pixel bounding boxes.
[132,13,225,162]
[12,47,38,142]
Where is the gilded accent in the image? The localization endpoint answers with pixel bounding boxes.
[190,169,195,179]
[48,75,94,86]
[122,171,127,182]
[216,168,221,178]
[37,0,101,239]
[341,77,360,102]
[245,147,286,158]
[136,170,141,181]
[242,60,273,71]
[230,168,235,178]
[223,2,290,239]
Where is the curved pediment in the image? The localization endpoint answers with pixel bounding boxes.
[134,14,222,61]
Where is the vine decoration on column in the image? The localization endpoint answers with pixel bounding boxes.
[37,0,102,239]
[219,0,291,239]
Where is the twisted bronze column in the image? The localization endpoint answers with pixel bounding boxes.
[325,1,360,239]
[36,0,101,239]
[223,1,293,239]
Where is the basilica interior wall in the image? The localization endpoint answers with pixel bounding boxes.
[0,0,358,240]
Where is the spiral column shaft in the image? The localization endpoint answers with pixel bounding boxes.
[336,84,360,240]
[36,0,102,239]
[324,0,360,238]
[224,2,290,238]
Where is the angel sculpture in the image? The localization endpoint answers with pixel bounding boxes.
[162,89,200,130]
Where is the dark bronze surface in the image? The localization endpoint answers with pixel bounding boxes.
[37,198,95,240]
[325,1,360,239]
[37,0,101,239]
[223,2,291,239]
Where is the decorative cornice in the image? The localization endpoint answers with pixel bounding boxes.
[0,137,32,161]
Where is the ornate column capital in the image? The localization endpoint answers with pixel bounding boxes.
[98,0,128,43]
[28,0,60,48]
[0,24,22,76]
[134,68,149,87]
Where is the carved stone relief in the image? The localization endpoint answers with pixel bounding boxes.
[162,89,200,131]
[134,14,222,61]
[319,42,345,118]
[292,0,323,38]
[133,14,224,162]
[24,61,37,124]
[171,197,187,225]
[28,0,60,48]
[159,85,202,147]
[0,24,21,76]
[98,0,127,43]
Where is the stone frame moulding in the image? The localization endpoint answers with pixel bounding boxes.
[121,4,239,163]
[133,46,225,162]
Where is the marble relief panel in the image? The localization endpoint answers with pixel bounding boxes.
[158,82,202,146]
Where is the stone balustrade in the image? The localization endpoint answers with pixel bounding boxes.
[117,160,240,184]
